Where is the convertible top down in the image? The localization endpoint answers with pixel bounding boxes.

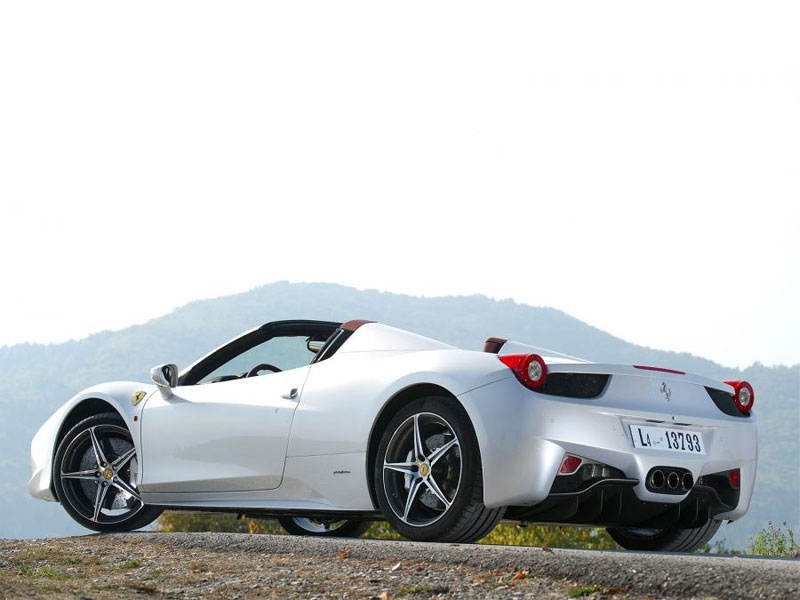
[29,319,757,550]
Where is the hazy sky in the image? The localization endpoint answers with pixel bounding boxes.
[1,2,798,369]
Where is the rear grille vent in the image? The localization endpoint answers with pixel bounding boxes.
[538,373,610,399]
[705,387,748,418]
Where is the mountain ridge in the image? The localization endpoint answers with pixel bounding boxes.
[5,281,790,371]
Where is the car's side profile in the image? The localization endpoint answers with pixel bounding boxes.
[29,319,758,550]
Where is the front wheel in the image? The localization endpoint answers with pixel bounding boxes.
[373,396,504,543]
[277,517,371,537]
[607,519,721,552]
[53,413,163,532]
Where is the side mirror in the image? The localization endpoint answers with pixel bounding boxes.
[150,363,178,399]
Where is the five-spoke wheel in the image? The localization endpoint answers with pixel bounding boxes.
[53,413,162,532]
[374,396,504,543]
[382,412,462,527]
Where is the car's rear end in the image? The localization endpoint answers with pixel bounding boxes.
[458,339,757,550]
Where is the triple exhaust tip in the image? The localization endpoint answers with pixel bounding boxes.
[648,469,693,492]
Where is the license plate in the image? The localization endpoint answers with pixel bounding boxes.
[629,424,706,455]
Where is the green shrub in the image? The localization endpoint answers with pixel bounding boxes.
[158,512,282,534]
[747,522,800,557]
[160,511,800,557]
[159,512,618,549]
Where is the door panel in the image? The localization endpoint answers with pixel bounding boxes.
[139,366,309,493]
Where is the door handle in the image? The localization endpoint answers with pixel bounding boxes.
[282,388,298,400]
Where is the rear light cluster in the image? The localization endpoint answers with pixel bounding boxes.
[499,354,609,398]
[499,353,547,390]
[723,380,755,414]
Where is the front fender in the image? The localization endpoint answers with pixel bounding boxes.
[28,381,156,502]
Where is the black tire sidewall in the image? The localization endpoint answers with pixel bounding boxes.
[53,412,162,533]
[373,396,481,541]
[607,520,721,552]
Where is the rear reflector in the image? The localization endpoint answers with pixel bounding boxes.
[633,365,686,375]
[499,354,548,390]
[727,469,741,489]
[558,454,583,475]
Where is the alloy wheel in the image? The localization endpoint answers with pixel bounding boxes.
[382,412,462,527]
[59,424,143,525]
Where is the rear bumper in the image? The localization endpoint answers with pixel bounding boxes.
[458,377,757,521]
[506,477,738,528]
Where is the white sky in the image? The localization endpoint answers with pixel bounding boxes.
[0,2,798,369]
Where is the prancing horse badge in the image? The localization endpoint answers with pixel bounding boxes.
[132,391,146,406]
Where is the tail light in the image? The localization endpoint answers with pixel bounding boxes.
[499,354,547,390]
[723,380,754,414]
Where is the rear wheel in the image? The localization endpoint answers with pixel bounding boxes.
[53,413,162,532]
[607,519,721,552]
[373,396,504,543]
[277,517,371,537]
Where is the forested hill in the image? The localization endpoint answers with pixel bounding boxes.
[0,281,797,546]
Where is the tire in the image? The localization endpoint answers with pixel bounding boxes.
[607,519,722,552]
[373,396,504,543]
[52,412,163,532]
[277,517,371,538]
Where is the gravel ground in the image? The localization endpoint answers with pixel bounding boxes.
[0,532,798,599]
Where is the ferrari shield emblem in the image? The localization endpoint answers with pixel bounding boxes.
[132,391,146,406]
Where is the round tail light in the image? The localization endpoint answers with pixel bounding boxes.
[499,354,548,390]
[724,380,755,414]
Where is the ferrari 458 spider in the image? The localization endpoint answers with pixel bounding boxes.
[29,319,757,550]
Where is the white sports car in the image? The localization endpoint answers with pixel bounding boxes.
[29,319,757,550]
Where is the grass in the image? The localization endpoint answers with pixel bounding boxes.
[18,564,72,581]
[121,558,143,569]
[140,567,163,581]
[187,560,210,572]
[568,585,602,597]
[127,582,159,594]
[396,583,450,595]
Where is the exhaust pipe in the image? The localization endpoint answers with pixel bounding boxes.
[667,471,680,489]
[647,466,692,494]
[649,469,665,489]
